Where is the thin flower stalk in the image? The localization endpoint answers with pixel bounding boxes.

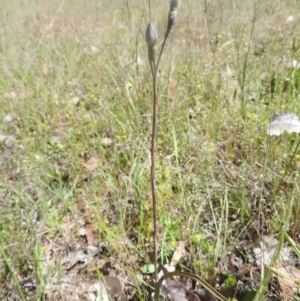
[145,1,181,281]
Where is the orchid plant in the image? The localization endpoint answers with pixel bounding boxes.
[145,0,181,281]
[145,2,232,300]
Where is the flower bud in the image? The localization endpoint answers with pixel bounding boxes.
[168,10,178,28]
[170,0,181,10]
[145,22,158,47]
[167,0,180,36]
[166,9,178,35]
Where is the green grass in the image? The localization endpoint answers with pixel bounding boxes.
[1,0,300,300]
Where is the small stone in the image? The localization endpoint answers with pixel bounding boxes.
[0,134,15,148]
[4,91,17,100]
[102,137,113,147]
[292,60,300,70]
[286,15,294,23]
[72,96,81,105]
[4,113,15,123]
[188,108,195,119]
[136,56,143,66]
[51,136,61,144]
[78,227,86,236]
[5,136,15,148]
[0,134,7,143]
[90,46,99,55]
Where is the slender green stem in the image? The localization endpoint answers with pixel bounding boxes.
[0,246,26,300]
[273,138,300,197]
[240,0,262,118]
[253,229,284,301]
[155,33,169,77]
[150,15,174,282]
[148,0,152,20]
[204,0,208,13]
[150,29,170,281]
[151,69,158,280]
[150,59,155,78]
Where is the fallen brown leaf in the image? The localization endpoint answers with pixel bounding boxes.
[104,276,128,301]
[275,263,300,300]
[84,223,97,247]
[170,241,186,267]
[165,278,201,301]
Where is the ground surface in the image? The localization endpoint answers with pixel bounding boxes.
[1,0,300,300]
